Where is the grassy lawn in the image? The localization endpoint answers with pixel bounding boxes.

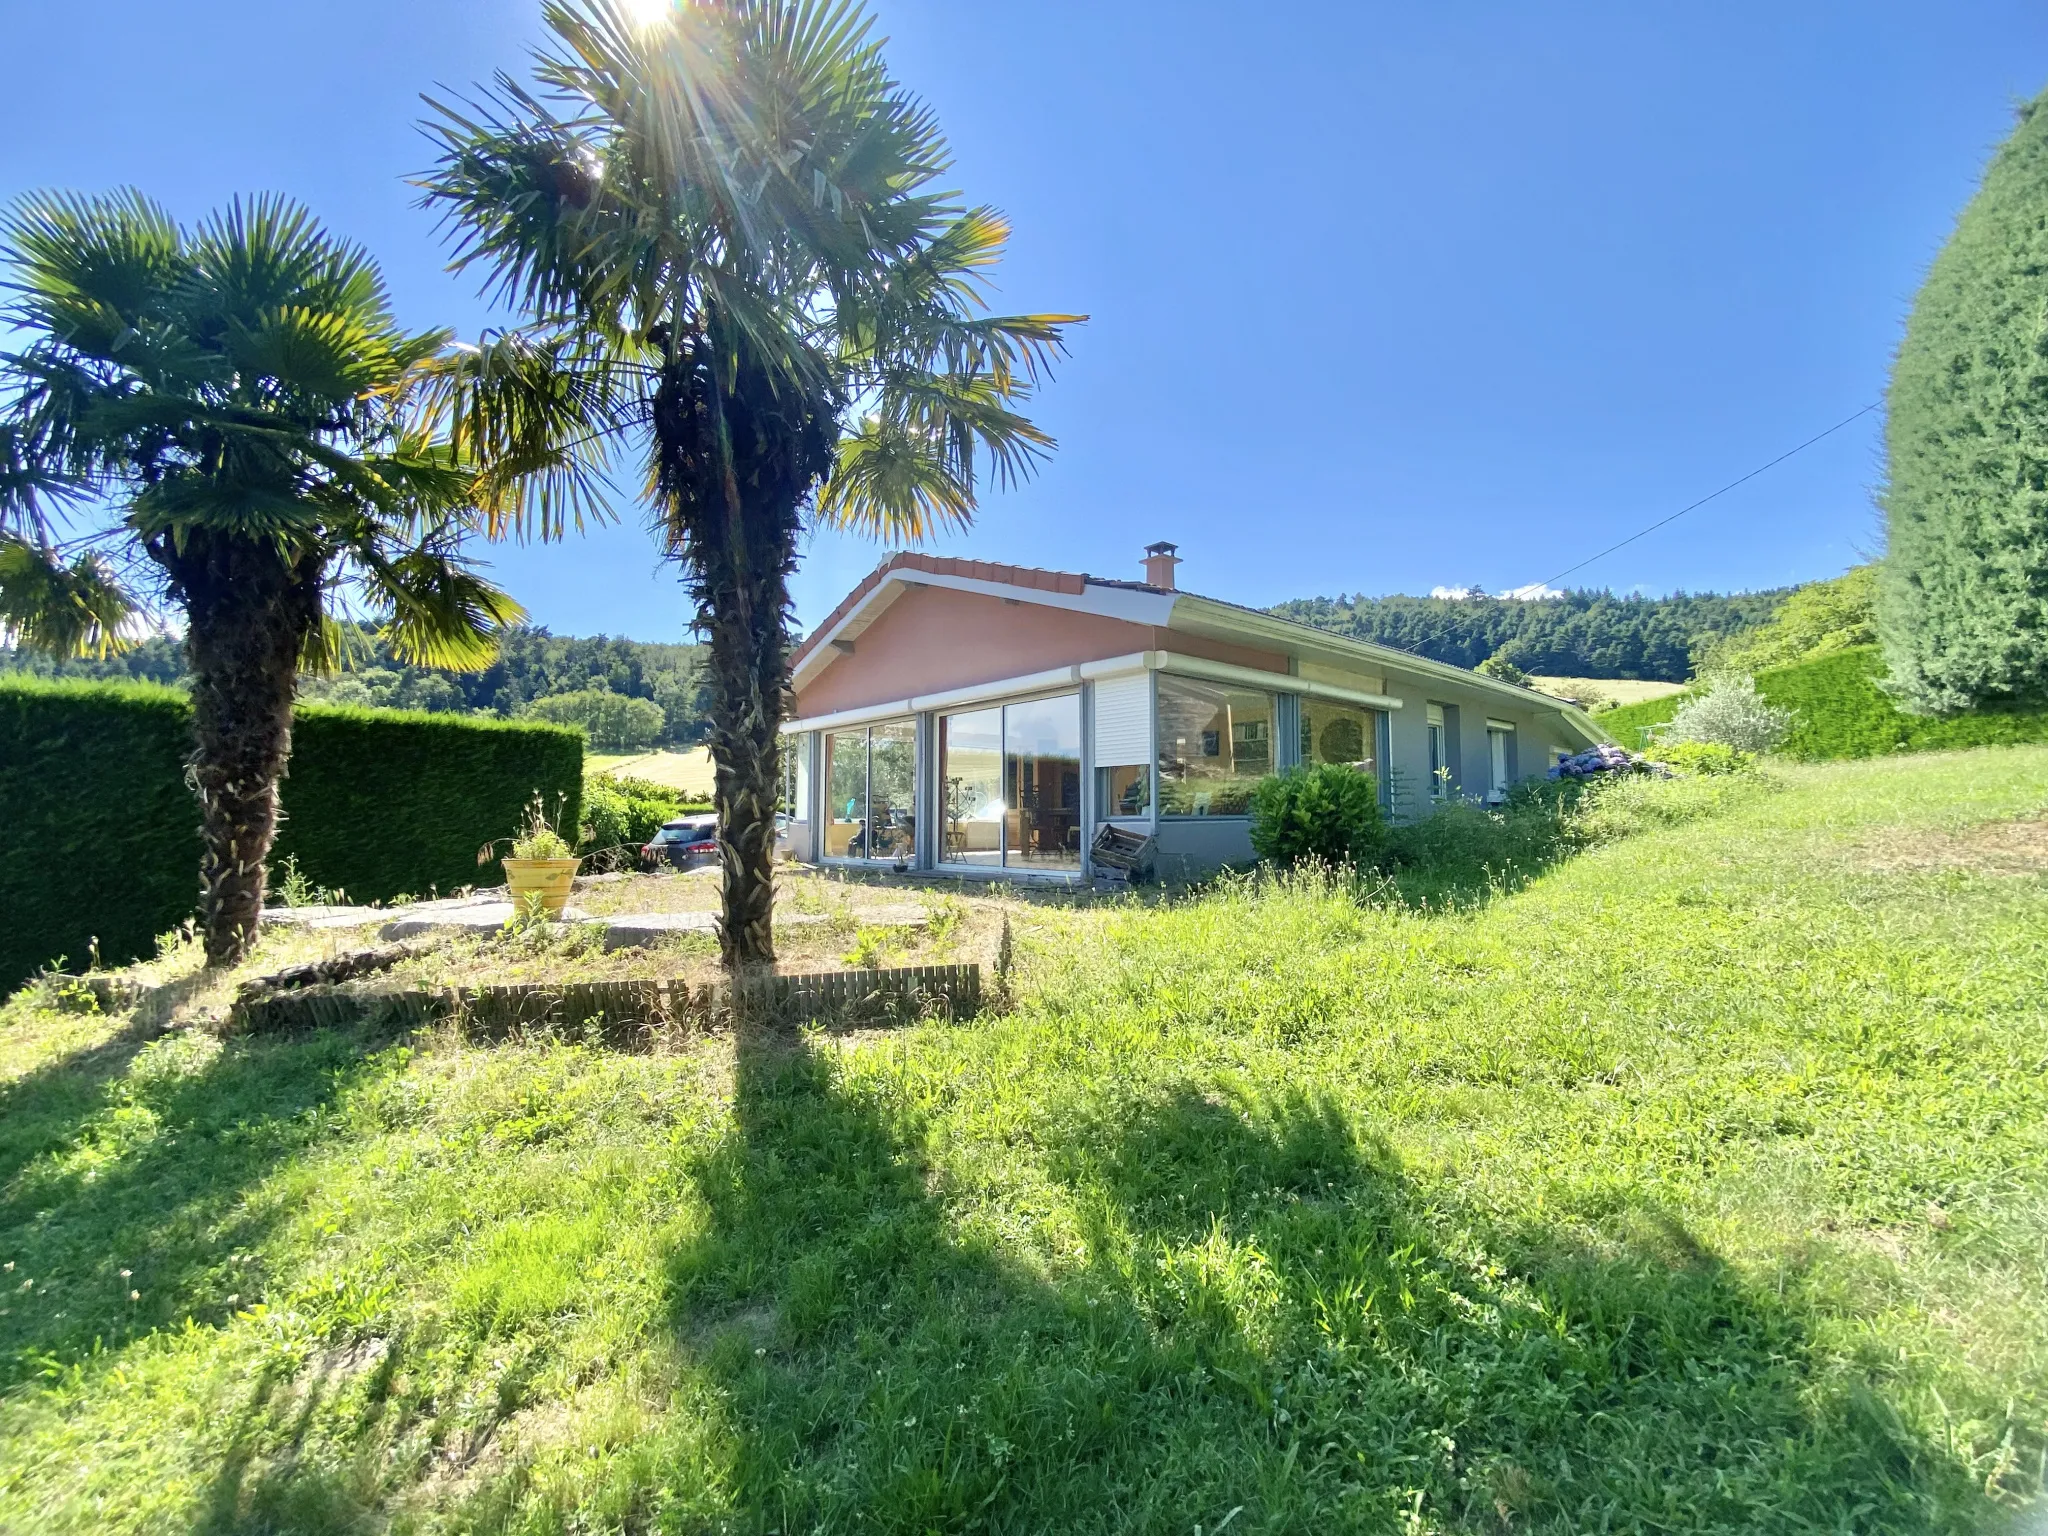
[2,751,2045,1533]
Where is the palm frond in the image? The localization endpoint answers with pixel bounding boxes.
[420,329,632,539]
[0,189,185,345]
[0,537,137,657]
[815,413,973,540]
[354,537,528,670]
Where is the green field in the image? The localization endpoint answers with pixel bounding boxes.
[3,750,2046,1532]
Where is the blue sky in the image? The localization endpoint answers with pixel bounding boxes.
[4,1,2045,642]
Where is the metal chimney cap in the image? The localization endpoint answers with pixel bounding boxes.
[1144,540,1179,556]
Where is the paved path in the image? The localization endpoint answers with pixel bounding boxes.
[263,895,925,950]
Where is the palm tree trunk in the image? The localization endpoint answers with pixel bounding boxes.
[703,550,792,971]
[162,533,323,968]
[654,337,835,973]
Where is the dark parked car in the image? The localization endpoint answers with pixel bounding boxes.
[642,815,719,870]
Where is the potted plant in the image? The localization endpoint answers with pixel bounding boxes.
[484,797,581,919]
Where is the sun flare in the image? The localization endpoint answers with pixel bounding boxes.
[618,0,675,30]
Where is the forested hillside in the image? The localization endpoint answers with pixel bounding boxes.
[1270,587,1788,681]
[1,626,712,744]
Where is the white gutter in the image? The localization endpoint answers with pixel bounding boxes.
[1152,652,1402,709]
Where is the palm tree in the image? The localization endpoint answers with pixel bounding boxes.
[420,0,1080,970]
[0,191,522,967]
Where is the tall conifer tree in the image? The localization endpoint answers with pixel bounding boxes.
[1881,88,2048,713]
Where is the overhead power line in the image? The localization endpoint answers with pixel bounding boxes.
[1529,400,1883,592]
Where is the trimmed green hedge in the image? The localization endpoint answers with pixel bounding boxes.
[274,703,583,901]
[0,680,200,989]
[0,679,582,992]
[1600,647,2048,760]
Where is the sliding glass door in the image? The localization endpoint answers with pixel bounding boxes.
[940,693,1082,872]
[821,720,917,862]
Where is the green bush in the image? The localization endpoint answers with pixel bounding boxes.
[1654,741,1754,776]
[0,680,583,992]
[581,774,698,854]
[1248,764,1386,869]
[1602,646,2048,762]
[272,705,583,899]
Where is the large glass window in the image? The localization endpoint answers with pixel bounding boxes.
[825,729,869,858]
[1006,694,1083,870]
[1300,699,1379,776]
[940,707,1003,866]
[823,720,916,861]
[940,694,1081,870]
[1157,675,1272,816]
[780,735,812,820]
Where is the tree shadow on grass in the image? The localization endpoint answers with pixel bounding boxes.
[658,1044,1999,1534]
[0,1014,408,1398]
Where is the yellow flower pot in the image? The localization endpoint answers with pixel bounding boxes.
[503,856,581,918]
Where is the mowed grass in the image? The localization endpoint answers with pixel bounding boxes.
[2,752,2046,1533]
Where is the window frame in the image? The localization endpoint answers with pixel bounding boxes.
[1155,672,1277,820]
[819,717,919,865]
[935,689,1084,874]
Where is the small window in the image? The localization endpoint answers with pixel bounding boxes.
[1097,764,1151,819]
[1487,725,1512,800]
[1425,703,1447,799]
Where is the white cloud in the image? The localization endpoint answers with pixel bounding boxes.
[1427,583,1566,601]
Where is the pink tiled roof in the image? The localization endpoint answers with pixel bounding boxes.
[790,553,1093,671]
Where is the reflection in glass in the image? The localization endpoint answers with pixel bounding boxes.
[825,730,867,858]
[868,721,917,861]
[1156,675,1272,816]
[1097,763,1151,818]
[1300,699,1380,806]
[941,708,1003,866]
[1005,694,1082,869]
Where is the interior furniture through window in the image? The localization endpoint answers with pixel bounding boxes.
[940,694,1081,870]
[1156,674,1273,816]
[822,720,916,861]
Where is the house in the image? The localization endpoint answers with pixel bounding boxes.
[780,544,1609,881]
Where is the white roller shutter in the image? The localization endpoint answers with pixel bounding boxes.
[1092,673,1153,767]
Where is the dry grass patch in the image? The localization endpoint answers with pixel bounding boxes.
[1852,812,2048,876]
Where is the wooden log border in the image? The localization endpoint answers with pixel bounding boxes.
[227,962,982,1042]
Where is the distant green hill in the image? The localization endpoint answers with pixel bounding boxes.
[1272,588,1785,682]
[1604,646,2048,760]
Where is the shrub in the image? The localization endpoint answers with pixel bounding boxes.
[273,705,583,898]
[1654,741,1754,776]
[1660,675,1794,754]
[581,774,694,853]
[0,679,582,992]
[1248,764,1386,869]
[522,688,666,749]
